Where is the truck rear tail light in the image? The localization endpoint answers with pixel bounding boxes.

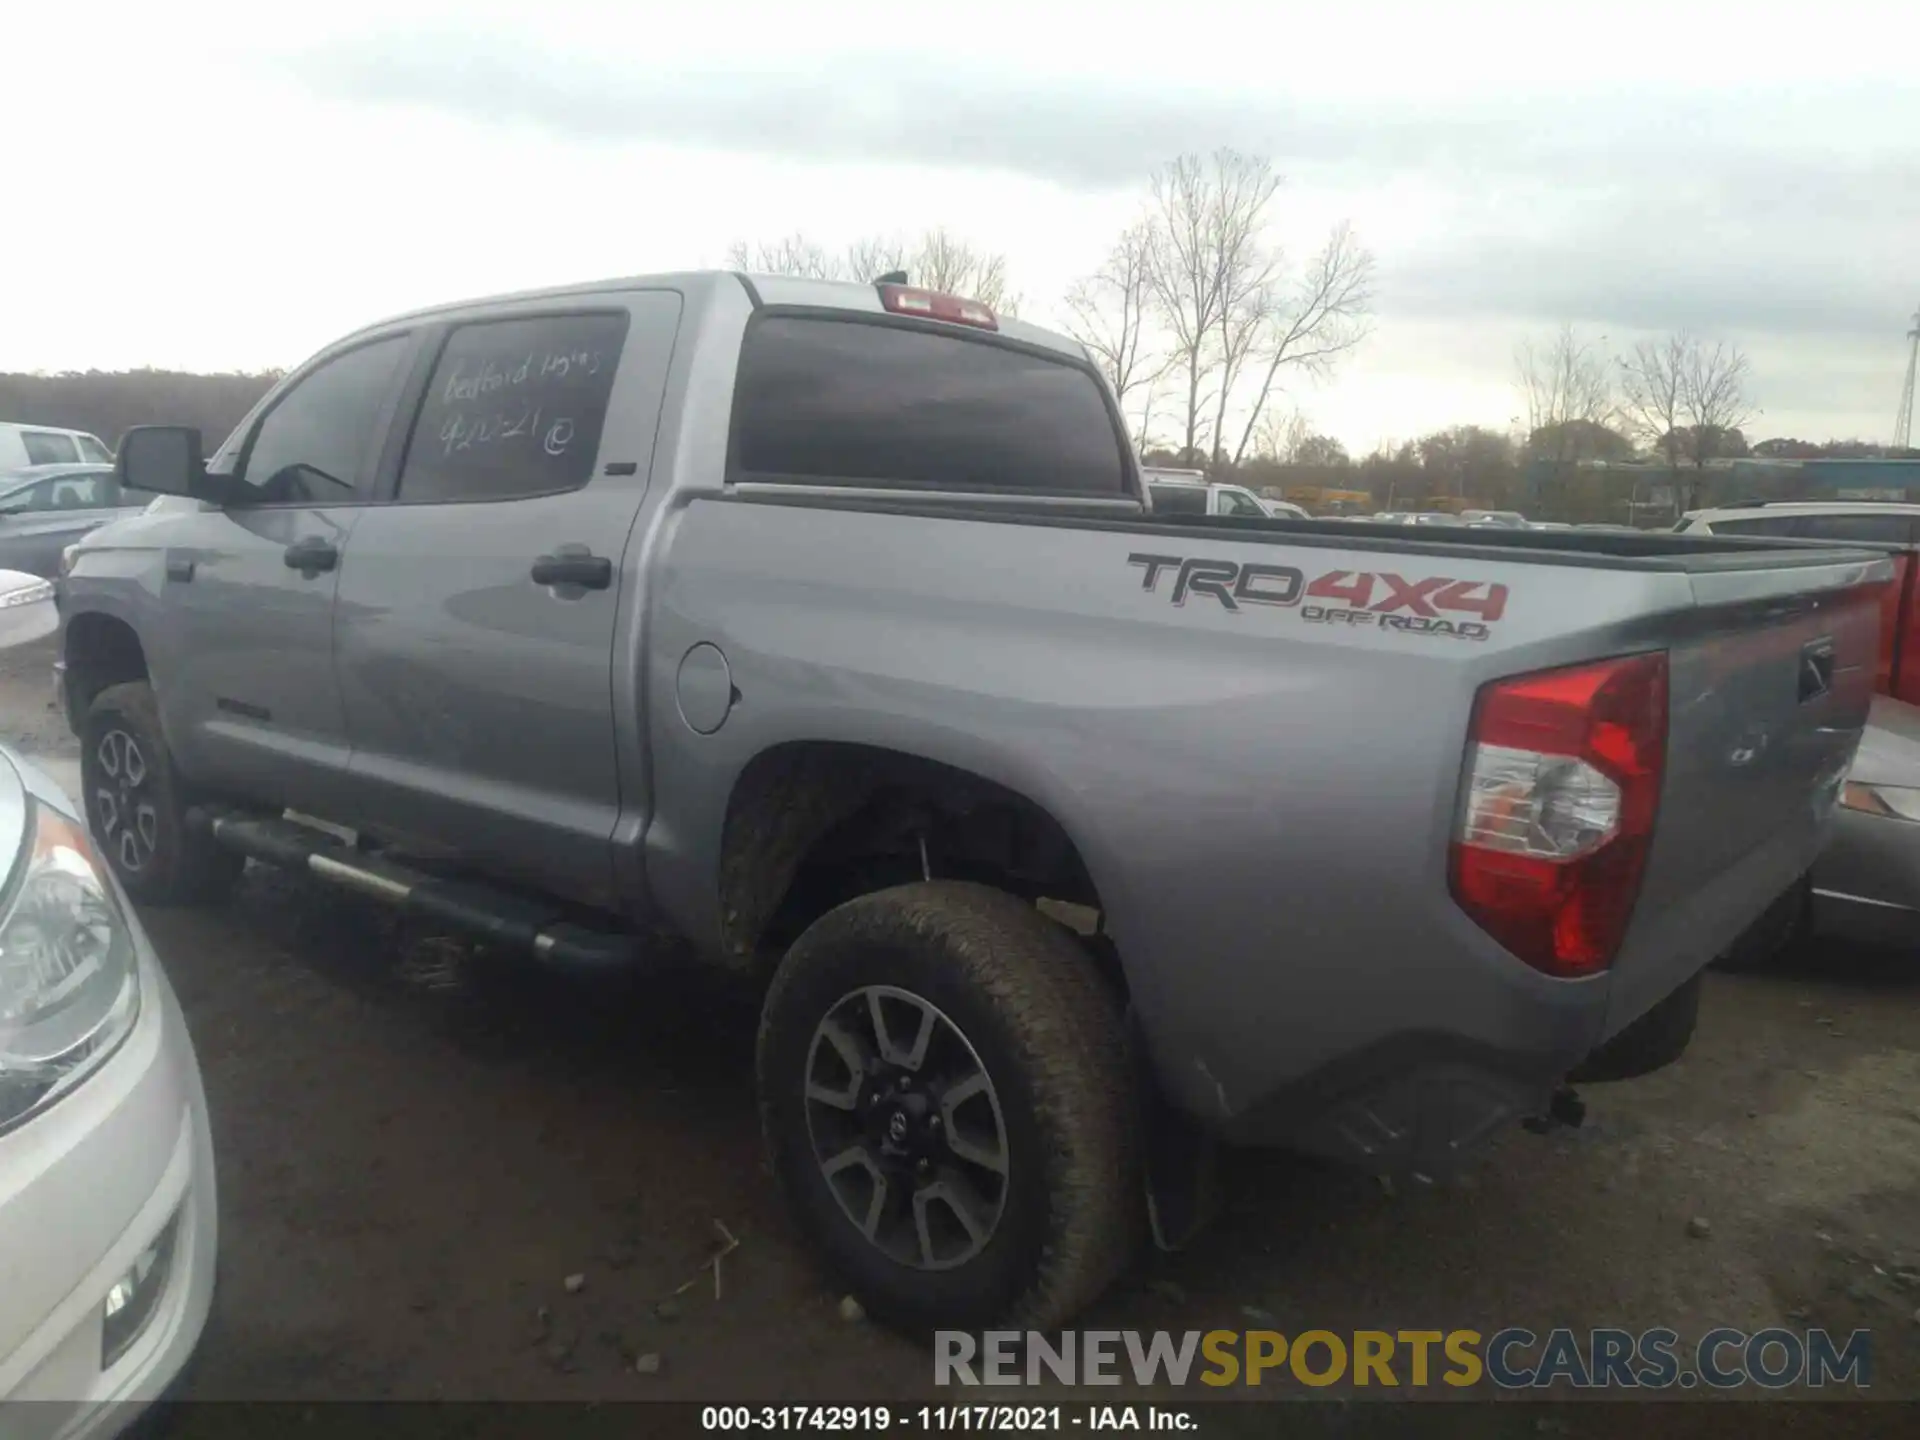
[1449,651,1669,977]
[877,283,998,331]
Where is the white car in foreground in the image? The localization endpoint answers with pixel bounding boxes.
[0,568,216,1438]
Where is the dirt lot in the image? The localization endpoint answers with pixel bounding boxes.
[4,636,1919,1412]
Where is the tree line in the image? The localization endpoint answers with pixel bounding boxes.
[0,368,279,455]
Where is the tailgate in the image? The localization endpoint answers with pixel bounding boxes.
[1606,556,1888,1033]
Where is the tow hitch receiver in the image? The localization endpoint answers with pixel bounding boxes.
[1522,1085,1587,1135]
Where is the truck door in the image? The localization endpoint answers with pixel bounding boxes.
[332,292,683,912]
[155,333,417,816]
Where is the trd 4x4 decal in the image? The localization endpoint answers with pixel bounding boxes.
[1128,554,1509,641]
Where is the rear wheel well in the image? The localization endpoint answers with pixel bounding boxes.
[63,613,149,723]
[717,743,1117,990]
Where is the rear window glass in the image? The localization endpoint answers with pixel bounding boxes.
[1708,515,1804,536]
[731,317,1125,494]
[1796,514,1917,545]
[21,431,79,465]
[1149,484,1208,515]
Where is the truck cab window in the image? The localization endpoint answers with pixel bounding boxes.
[1797,514,1919,544]
[20,431,79,465]
[397,313,630,505]
[1148,484,1207,515]
[732,317,1126,495]
[1710,515,1804,536]
[239,336,410,504]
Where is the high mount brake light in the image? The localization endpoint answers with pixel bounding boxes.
[877,284,998,331]
[1449,651,1669,978]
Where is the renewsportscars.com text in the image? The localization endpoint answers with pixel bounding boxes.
[935,1327,1872,1391]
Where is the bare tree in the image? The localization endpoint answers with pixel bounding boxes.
[726,229,1015,310]
[911,227,1016,312]
[1618,333,1754,511]
[1144,150,1280,465]
[1681,339,1755,469]
[1227,224,1375,466]
[842,235,909,284]
[724,234,837,280]
[1619,334,1690,469]
[1061,221,1160,433]
[1515,324,1615,472]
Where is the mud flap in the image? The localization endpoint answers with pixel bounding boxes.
[1137,1052,1220,1252]
[1570,972,1702,1084]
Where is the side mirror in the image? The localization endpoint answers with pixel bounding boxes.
[116,426,217,502]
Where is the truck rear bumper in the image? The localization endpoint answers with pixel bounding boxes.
[1208,1032,1564,1180]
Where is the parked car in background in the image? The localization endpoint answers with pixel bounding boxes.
[0,424,112,470]
[1459,510,1529,529]
[0,567,217,1437]
[1698,506,1920,965]
[1144,477,1276,519]
[1674,500,1920,545]
[0,466,162,578]
[1259,497,1311,520]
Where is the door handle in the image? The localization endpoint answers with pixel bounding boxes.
[530,552,613,590]
[283,537,338,574]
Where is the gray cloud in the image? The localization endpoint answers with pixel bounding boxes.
[290,32,1919,348]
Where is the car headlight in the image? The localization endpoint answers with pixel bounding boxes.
[1840,782,1920,823]
[0,805,140,1133]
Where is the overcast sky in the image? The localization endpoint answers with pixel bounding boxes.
[7,1,1916,453]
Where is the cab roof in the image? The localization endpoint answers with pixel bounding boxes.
[348,270,1088,364]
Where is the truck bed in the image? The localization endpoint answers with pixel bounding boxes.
[649,490,1890,1167]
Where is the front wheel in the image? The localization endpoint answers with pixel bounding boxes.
[757,882,1142,1334]
[79,681,243,905]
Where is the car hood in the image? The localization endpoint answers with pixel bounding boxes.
[1849,696,1920,788]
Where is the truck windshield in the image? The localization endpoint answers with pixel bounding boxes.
[731,316,1127,495]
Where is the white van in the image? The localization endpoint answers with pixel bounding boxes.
[0,423,114,471]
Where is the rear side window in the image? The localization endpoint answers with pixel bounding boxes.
[1218,489,1265,517]
[75,434,111,462]
[398,312,630,505]
[731,317,1126,494]
[1796,513,1918,545]
[240,336,410,502]
[1708,515,1804,536]
[21,431,79,465]
[1149,484,1208,515]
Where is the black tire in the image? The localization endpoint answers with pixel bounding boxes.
[1569,972,1701,1084]
[1712,876,1810,973]
[79,681,243,906]
[757,881,1142,1334]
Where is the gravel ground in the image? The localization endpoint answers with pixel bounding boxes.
[4,636,1917,1414]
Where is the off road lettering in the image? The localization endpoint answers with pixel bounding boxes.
[1129,555,1505,633]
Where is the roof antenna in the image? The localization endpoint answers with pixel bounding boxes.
[875,270,909,286]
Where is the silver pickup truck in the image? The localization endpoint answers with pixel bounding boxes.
[58,271,1888,1333]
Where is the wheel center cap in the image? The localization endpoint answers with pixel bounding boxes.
[886,1111,910,1144]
